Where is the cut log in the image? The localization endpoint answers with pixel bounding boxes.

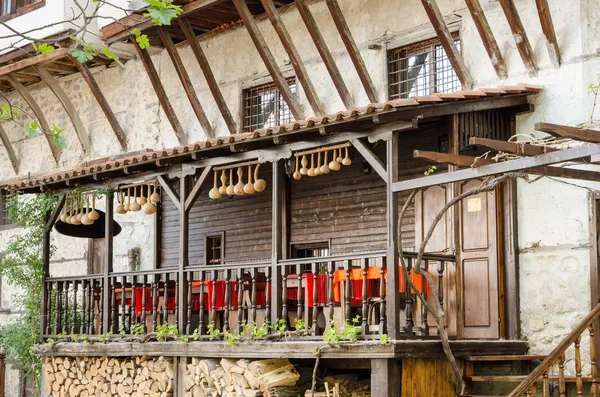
[258,364,300,391]
[248,359,291,378]
[200,359,220,377]
[264,386,304,397]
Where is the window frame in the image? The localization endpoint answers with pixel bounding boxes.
[0,0,44,22]
[205,232,225,266]
[22,372,38,397]
[0,190,15,230]
[241,76,297,133]
[387,31,461,100]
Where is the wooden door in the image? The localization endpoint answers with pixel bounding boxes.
[459,179,500,339]
[88,238,105,275]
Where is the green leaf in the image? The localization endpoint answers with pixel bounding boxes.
[135,34,150,50]
[100,47,123,67]
[132,28,142,37]
[53,134,67,149]
[70,47,95,63]
[25,121,39,138]
[35,43,55,54]
[1,105,18,120]
[144,8,179,26]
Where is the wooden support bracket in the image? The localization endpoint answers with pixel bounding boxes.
[351,138,387,181]
[499,0,538,77]
[535,0,561,68]
[157,175,181,211]
[0,122,18,173]
[535,122,600,143]
[35,65,92,155]
[45,194,66,231]
[469,137,559,156]
[185,166,212,212]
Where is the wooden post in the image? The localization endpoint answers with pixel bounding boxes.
[179,175,189,333]
[371,359,401,397]
[271,160,283,326]
[386,133,400,339]
[41,212,51,339]
[103,192,114,333]
[449,114,461,338]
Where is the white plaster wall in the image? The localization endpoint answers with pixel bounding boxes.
[0,0,599,392]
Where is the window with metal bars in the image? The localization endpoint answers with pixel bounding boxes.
[0,190,12,227]
[242,78,296,132]
[388,33,461,100]
[206,234,224,265]
[1,0,40,16]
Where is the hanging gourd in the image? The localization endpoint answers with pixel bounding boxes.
[254,164,267,192]
[150,183,161,203]
[329,148,341,171]
[219,170,227,196]
[60,196,69,223]
[300,155,308,175]
[308,153,316,177]
[130,186,142,212]
[314,152,322,176]
[293,156,301,180]
[71,199,82,225]
[124,188,131,212]
[226,168,235,196]
[116,190,126,214]
[320,151,330,174]
[234,167,245,195]
[75,195,84,223]
[81,194,95,225]
[243,165,255,195]
[342,146,352,166]
[291,143,351,180]
[142,183,157,214]
[209,170,222,199]
[88,193,100,221]
[138,186,147,206]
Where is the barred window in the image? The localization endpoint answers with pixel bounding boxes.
[388,34,461,100]
[243,78,296,132]
[0,190,11,227]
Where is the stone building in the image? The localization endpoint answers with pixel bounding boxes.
[0,0,598,396]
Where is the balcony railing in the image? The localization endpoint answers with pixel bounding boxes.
[41,251,456,341]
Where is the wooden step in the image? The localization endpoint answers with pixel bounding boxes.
[465,375,593,382]
[467,355,547,361]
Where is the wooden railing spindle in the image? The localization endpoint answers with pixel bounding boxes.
[542,371,549,397]
[591,324,598,397]
[71,280,77,335]
[404,257,413,335]
[311,262,318,335]
[361,258,368,333]
[110,277,117,332]
[186,272,192,335]
[142,275,148,333]
[152,274,159,332]
[327,261,334,327]
[251,268,257,324]
[224,269,231,332]
[421,260,429,336]
[162,273,169,326]
[174,272,179,330]
[63,280,69,333]
[379,257,386,335]
[80,280,87,335]
[345,260,351,325]
[297,264,303,325]
[121,276,126,332]
[282,267,288,325]
[237,269,243,333]
[211,270,218,326]
[558,354,566,397]
[437,261,445,335]
[575,335,583,397]
[198,270,205,334]
[99,279,104,335]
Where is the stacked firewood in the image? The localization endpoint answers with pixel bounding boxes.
[45,356,174,397]
[184,358,300,397]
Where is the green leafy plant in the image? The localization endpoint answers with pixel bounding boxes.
[80,334,89,344]
[143,0,183,26]
[294,318,311,336]
[207,323,220,341]
[131,323,145,336]
[98,332,113,344]
[274,319,287,336]
[379,334,390,345]
[180,335,189,342]
[224,329,241,346]
[0,104,19,120]
[245,321,270,339]
[323,316,361,343]
[33,43,54,54]
[424,165,437,176]
[156,323,178,341]
[119,326,127,338]
[192,328,201,341]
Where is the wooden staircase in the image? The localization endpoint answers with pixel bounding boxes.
[462,302,600,397]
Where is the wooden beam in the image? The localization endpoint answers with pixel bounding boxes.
[0,122,18,173]
[0,47,70,77]
[261,0,325,116]
[157,29,214,139]
[69,56,128,150]
[498,0,538,77]
[294,0,354,109]
[178,18,238,134]
[464,0,507,79]
[185,166,212,211]
[351,138,387,181]
[535,122,600,142]
[386,133,400,339]
[178,175,189,333]
[420,0,473,88]
[35,65,91,155]
[157,175,181,211]
[103,192,114,333]
[533,165,600,183]
[469,137,560,156]
[232,0,303,121]
[325,0,378,103]
[394,143,600,192]
[45,194,66,231]
[271,160,283,326]
[5,74,59,165]
[414,150,493,167]
[131,37,186,144]
[535,0,561,68]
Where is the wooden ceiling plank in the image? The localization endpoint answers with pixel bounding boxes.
[0,48,71,77]
[261,0,325,116]
[69,55,128,150]
[464,0,507,79]
[325,0,378,103]
[35,65,91,155]
[157,28,215,139]
[535,0,561,68]
[6,74,60,164]
[420,0,473,89]
[469,137,559,156]
[131,37,186,144]
[294,0,353,109]
[179,18,238,134]
[0,122,19,173]
[232,0,304,120]
[535,122,600,143]
[498,0,538,77]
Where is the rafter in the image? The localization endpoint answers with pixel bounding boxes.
[535,0,561,68]
[261,0,325,116]
[420,0,473,89]
[535,122,600,143]
[179,18,238,134]
[34,65,91,155]
[158,28,214,139]
[325,0,378,103]
[69,55,128,150]
[498,0,538,77]
[0,122,18,173]
[351,138,387,181]
[232,0,304,121]
[414,150,493,167]
[5,74,59,164]
[464,0,507,79]
[469,137,559,156]
[185,166,212,211]
[0,47,70,77]
[294,0,354,109]
[131,37,186,144]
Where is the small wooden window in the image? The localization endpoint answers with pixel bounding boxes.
[388,33,461,100]
[242,77,296,132]
[0,190,12,227]
[290,242,330,274]
[206,234,224,265]
[0,0,41,17]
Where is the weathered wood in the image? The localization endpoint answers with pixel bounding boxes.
[103,192,114,333]
[45,194,66,231]
[535,0,561,68]
[498,0,538,77]
[386,133,400,339]
[157,175,181,212]
[35,65,91,154]
[41,211,52,338]
[464,0,507,78]
[271,161,283,326]
[535,122,600,143]
[351,138,387,181]
[131,37,186,144]
[179,175,189,332]
[325,0,378,103]
[261,0,325,116]
[69,55,127,150]
[0,122,18,173]
[185,166,212,212]
[179,18,238,134]
[502,177,520,340]
[6,73,59,164]
[232,0,303,121]
[293,0,354,109]
[0,47,70,76]
[469,137,559,156]
[158,28,214,139]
